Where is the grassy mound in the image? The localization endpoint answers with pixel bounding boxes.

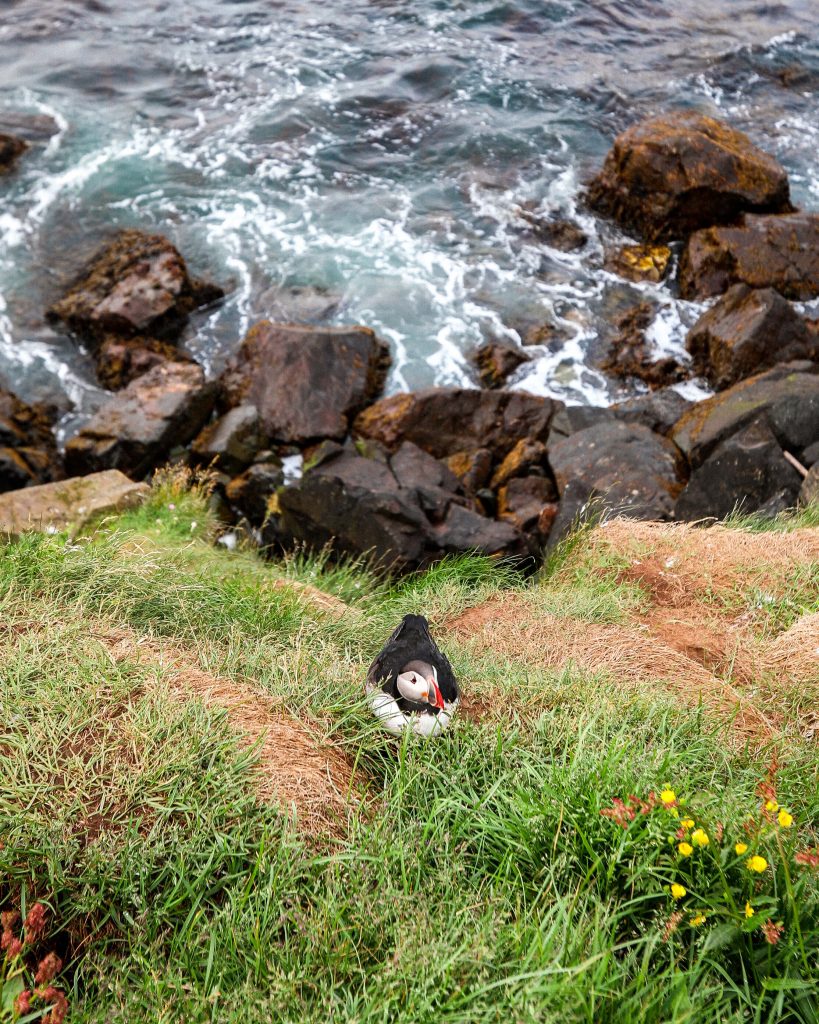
[1,476,817,1023]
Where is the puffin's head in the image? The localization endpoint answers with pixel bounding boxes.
[395,662,445,710]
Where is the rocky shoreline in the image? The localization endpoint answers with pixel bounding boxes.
[2,110,818,569]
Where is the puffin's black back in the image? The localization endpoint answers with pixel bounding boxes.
[367,614,459,702]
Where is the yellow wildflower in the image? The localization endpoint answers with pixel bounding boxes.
[678,842,693,857]
[765,800,778,813]
[660,789,677,805]
[735,842,748,855]
[681,818,695,830]
[690,914,706,926]
[745,902,754,919]
[777,809,793,828]
[670,883,687,900]
[691,828,709,847]
[747,855,768,873]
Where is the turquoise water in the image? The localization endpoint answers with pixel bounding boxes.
[1,0,818,431]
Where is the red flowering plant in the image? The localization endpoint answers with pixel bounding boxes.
[0,903,68,1023]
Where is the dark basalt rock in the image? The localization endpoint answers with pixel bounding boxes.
[611,387,693,436]
[588,111,791,242]
[516,209,588,251]
[675,419,801,521]
[548,420,687,521]
[225,460,284,524]
[429,502,529,560]
[389,441,467,521]
[686,284,817,390]
[354,387,564,461]
[0,388,61,492]
[473,340,530,388]
[497,476,558,536]
[679,213,819,301]
[601,301,686,389]
[547,404,615,446]
[0,133,28,174]
[47,229,223,344]
[800,464,819,507]
[191,405,262,475]
[670,362,819,467]
[65,362,216,478]
[445,448,493,493]
[0,113,60,144]
[490,438,550,490]
[221,322,390,445]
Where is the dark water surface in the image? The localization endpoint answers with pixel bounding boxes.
[1,0,818,431]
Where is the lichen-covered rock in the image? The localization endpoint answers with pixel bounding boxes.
[588,112,790,242]
[686,284,816,389]
[354,388,564,460]
[48,229,223,343]
[604,244,671,283]
[601,301,685,389]
[473,341,530,388]
[65,362,215,478]
[0,388,61,492]
[679,213,819,301]
[221,322,390,444]
[96,334,189,390]
[490,438,549,490]
[0,132,28,174]
[445,449,493,492]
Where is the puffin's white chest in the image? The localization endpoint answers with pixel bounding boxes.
[367,691,458,737]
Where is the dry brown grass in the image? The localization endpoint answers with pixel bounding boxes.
[762,612,819,686]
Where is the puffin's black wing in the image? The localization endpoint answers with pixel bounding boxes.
[366,614,459,702]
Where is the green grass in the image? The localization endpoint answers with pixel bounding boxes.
[1,484,818,1024]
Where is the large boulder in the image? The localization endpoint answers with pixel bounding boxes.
[0,133,28,174]
[670,362,819,467]
[0,388,60,492]
[354,388,564,460]
[679,213,819,301]
[675,419,801,521]
[220,322,390,445]
[611,387,693,436]
[548,420,686,520]
[47,229,223,344]
[686,284,816,389]
[65,362,216,477]
[587,112,790,242]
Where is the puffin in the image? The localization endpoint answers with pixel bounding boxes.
[365,614,459,736]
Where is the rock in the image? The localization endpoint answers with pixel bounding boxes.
[0,113,60,144]
[191,405,261,475]
[0,388,60,492]
[497,476,557,534]
[389,441,466,522]
[675,419,801,521]
[587,111,791,242]
[802,441,819,468]
[547,404,615,446]
[543,477,602,550]
[0,470,149,538]
[47,229,224,344]
[611,388,693,436]
[686,284,817,389]
[800,464,819,506]
[548,420,686,520]
[473,341,530,388]
[670,362,819,467]
[225,460,284,524]
[354,387,564,460]
[604,244,672,283]
[490,438,549,489]
[220,322,390,444]
[601,301,686,389]
[445,449,493,492]
[679,213,819,301]
[429,503,531,561]
[96,334,188,390]
[0,133,28,174]
[65,362,216,478]
[516,209,588,251]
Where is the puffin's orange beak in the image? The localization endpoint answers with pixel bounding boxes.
[431,678,445,710]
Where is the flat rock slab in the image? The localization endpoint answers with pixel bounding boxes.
[680,212,819,301]
[588,111,790,242]
[0,470,149,538]
[221,322,390,444]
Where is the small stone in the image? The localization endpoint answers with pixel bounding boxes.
[604,244,672,283]
[473,341,530,388]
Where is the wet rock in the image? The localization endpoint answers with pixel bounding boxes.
[497,476,557,535]
[225,460,284,524]
[445,448,493,492]
[0,133,28,174]
[0,470,149,538]
[354,387,564,460]
[604,244,672,283]
[65,362,216,478]
[601,301,686,389]
[800,464,819,507]
[47,229,224,343]
[548,420,686,520]
[255,283,341,324]
[221,322,390,445]
[686,284,816,389]
[430,503,531,561]
[675,419,801,521]
[490,438,549,489]
[0,112,60,144]
[611,387,693,436]
[0,388,60,492]
[516,208,588,251]
[473,340,530,388]
[588,111,790,242]
[679,213,819,301]
[670,362,819,467]
[96,334,187,390]
[191,405,261,475]
[522,320,576,348]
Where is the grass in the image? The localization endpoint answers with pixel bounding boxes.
[1,479,818,1023]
